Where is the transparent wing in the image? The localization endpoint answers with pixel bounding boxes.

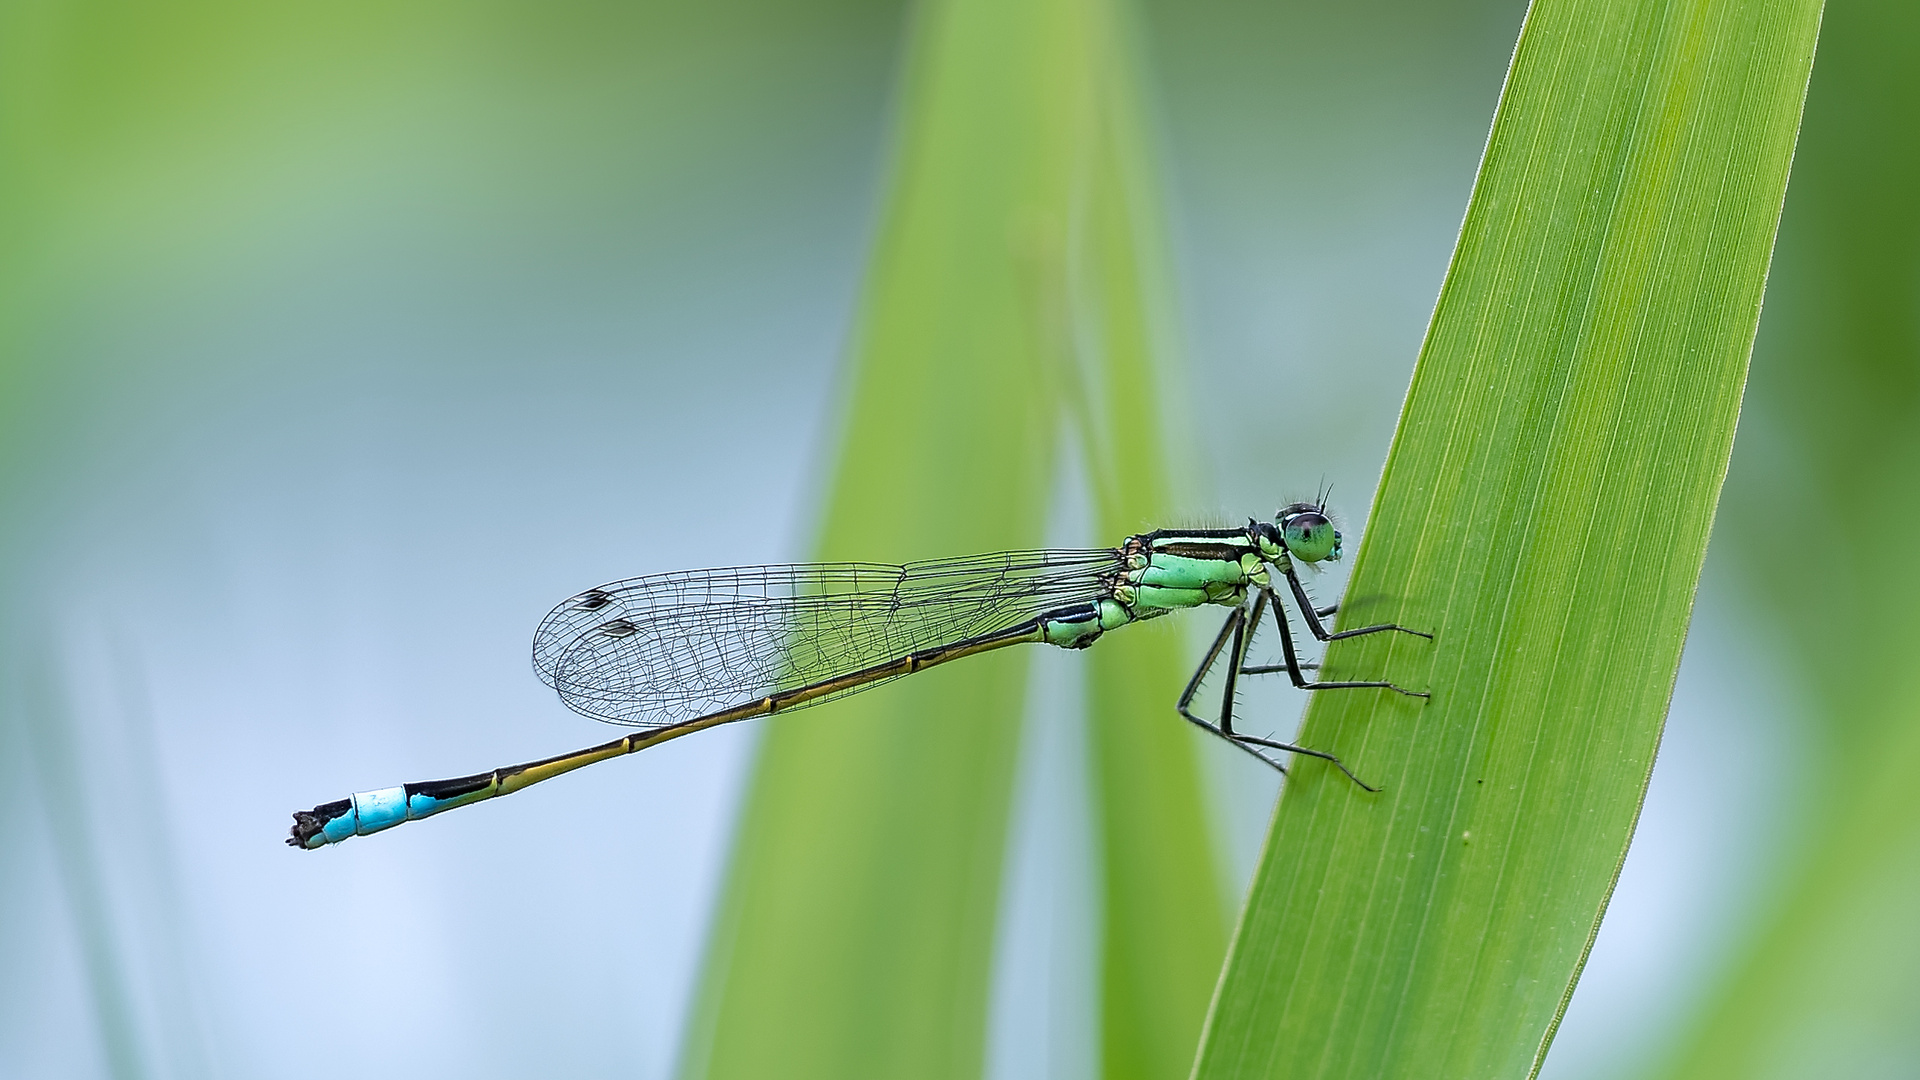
[531,549,1126,727]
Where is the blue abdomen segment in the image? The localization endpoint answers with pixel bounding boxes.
[294,773,499,849]
[292,740,633,848]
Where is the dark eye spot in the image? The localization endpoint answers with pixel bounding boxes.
[574,589,613,611]
[600,618,637,638]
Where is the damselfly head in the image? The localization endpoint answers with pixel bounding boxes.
[1274,502,1341,563]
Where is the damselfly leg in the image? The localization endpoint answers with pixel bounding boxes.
[1240,588,1430,695]
[1178,585,1428,790]
[1282,563,1431,644]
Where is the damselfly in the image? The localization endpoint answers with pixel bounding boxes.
[288,502,1430,849]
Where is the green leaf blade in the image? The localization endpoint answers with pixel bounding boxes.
[681,2,1224,1078]
[676,3,1074,1071]
[1076,16,1234,1077]
[1193,1,1822,1078]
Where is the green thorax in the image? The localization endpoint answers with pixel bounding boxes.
[1038,524,1290,650]
[1119,527,1277,613]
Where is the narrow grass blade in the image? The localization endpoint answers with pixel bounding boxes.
[1192,0,1822,1078]
[679,1,1213,1077]
[1072,9,1232,1080]
[1651,1,1920,1074]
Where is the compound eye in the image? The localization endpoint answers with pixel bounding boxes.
[1282,512,1339,562]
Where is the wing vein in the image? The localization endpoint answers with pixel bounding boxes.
[529,550,1124,727]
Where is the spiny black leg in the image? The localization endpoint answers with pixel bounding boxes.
[1237,588,1317,678]
[1238,589,1316,678]
[1189,715,1299,777]
[1175,598,1373,789]
[1287,565,1432,643]
[1176,606,1243,731]
[1214,593,1257,737]
[1244,588,1429,698]
[1176,605,1288,773]
[1237,734,1379,791]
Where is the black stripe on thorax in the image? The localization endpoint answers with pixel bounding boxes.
[1135,527,1256,564]
[1140,526,1249,542]
[1151,541,1249,561]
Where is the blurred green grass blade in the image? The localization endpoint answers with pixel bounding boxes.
[680,6,1057,1069]
[680,0,1213,1076]
[1071,8,1232,1080]
[1653,1,1920,1074]
[1191,0,1821,1077]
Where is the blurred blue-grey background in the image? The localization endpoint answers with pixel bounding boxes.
[2,2,1905,1078]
